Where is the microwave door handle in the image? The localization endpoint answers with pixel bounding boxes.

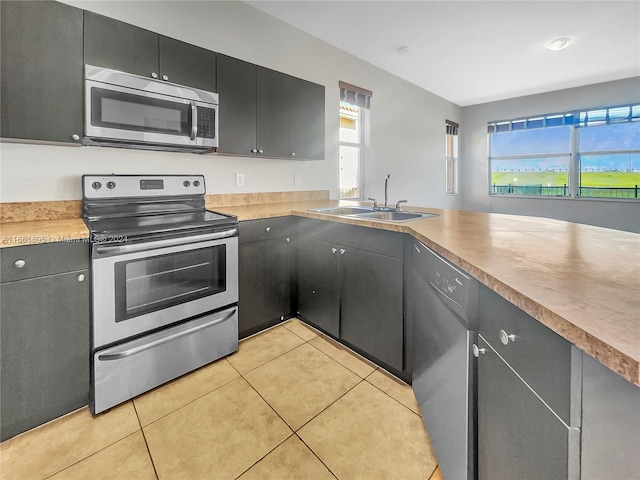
[190,101,198,141]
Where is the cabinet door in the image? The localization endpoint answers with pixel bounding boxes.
[1,0,83,143]
[84,11,158,78]
[1,271,90,441]
[256,68,290,158]
[290,77,325,160]
[340,248,403,371]
[217,54,257,155]
[239,237,291,338]
[158,36,216,92]
[297,237,340,337]
[477,337,568,480]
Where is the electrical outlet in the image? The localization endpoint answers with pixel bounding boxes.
[294,174,302,186]
[235,173,245,187]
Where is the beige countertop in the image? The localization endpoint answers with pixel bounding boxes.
[216,200,640,387]
[2,199,638,386]
[0,218,89,247]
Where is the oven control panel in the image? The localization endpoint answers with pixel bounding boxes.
[83,175,206,199]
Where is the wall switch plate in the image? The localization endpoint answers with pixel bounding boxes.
[294,174,302,186]
[236,173,245,187]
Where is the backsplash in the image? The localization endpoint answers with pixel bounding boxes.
[0,190,330,223]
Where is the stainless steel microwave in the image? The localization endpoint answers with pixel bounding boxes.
[84,64,218,153]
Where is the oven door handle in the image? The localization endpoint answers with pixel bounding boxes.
[97,308,237,361]
[95,228,237,255]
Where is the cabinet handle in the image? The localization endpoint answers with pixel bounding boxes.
[331,248,337,254]
[71,134,80,141]
[339,249,346,255]
[258,149,264,154]
[472,344,487,357]
[162,74,169,81]
[286,237,290,243]
[14,259,26,268]
[414,244,421,253]
[77,274,85,282]
[151,72,158,79]
[251,149,258,153]
[265,227,271,233]
[499,329,516,345]
[291,152,296,157]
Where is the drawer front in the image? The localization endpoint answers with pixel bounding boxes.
[297,218,404,259]
[479,285,571,423]
[239,216,296,244]
[1,242,89,283]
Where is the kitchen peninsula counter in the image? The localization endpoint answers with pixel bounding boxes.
[217,200,640,387]
[1,198,638,386]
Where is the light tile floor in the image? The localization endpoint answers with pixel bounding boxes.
[0,319,442,480]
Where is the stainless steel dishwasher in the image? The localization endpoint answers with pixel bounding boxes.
[411,240,478,480]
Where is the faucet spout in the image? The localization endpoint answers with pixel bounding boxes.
[384,174,391,208]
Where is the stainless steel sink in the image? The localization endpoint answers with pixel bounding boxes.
[310,206,375,215]
[354,211,438,222]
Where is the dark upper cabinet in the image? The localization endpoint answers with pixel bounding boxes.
[217,54,258,155]
[84,11,157,78]
[84,11,215,91]
[257,68,291,158]
[217,55,325,159]
[158,36,216,92]
[290,77,325,160]
[0,0,84,143]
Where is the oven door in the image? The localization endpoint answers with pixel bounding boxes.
[91,229,238,349]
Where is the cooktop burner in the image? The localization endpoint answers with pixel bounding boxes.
[82,174,237,243]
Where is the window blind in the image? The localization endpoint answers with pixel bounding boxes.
[339,81,372,109]
[487,104,640,133]
[446,120,459,135]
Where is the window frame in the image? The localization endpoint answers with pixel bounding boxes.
[446,120,459,195]
[487,104,640,201]
[339,101,365,200]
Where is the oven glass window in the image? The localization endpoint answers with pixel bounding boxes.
[91,87,191,136]
[114,245,226,322]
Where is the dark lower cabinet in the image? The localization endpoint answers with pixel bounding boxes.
[340,248,403,371]
[1,243,90,441]
[296,220,404,371]
[296,237,340,337]
[1,0,84,144]
[477,336,569,480]
[238,218,295,338]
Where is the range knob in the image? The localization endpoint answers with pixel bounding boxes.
[92,181,102,190]
[183,180,191,187]
[106,181,116,189]
[193,180,201,187]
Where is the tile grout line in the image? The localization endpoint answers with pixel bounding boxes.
[231,338,308,376]
[134,360,240,429]
[231,432,296,480]
[305,336,378,379]
[363,371,423,418]
[132,401,160,480]
[293,432,340,480]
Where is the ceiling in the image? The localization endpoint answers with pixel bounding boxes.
[246,1,640,106]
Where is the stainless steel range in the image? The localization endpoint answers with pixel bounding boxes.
[83,174,239,414]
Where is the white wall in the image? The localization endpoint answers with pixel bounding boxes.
[0,0,461,210]
[460,77,640,233]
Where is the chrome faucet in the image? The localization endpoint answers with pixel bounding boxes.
[369,174,408,211]
[384,174,391,209]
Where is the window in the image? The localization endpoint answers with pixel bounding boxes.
[446,120,459,194]
[339,102,363,198]
[488,104,640,199]
[339,82,371,199]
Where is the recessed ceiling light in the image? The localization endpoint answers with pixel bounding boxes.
[545,37,573,51]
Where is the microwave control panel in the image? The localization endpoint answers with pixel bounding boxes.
[198,107,216,139]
